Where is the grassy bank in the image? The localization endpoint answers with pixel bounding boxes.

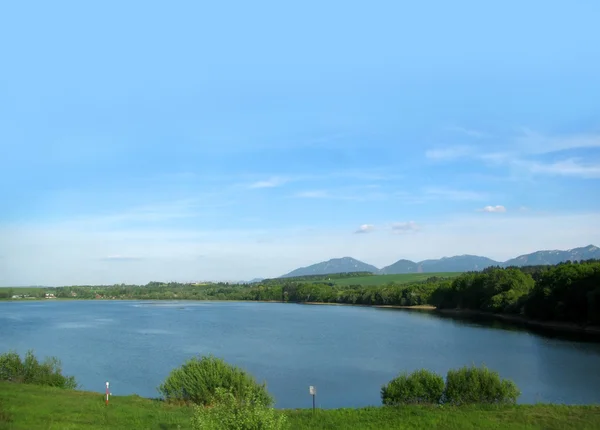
[2,382,600,430]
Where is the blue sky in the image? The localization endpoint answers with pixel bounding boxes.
[1,0,600,285]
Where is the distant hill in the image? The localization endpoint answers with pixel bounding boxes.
[503,244,600,267]
[378,259,419,274]
[281,245,599,277]
[281,257,379,278]
[417,255,501,273]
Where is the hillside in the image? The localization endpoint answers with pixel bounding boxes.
[503,244,600,267]
[281,245,600,277]
[416,255,501,273]
[281,257,379,278]
[378,259,419,274]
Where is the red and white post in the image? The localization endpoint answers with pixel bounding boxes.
[105,381,110,406]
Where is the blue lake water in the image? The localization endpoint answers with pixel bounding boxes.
[1,300,600,408]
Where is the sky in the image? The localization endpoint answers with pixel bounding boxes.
[1,0,600,285]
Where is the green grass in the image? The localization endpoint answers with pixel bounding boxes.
[287,405,600,429]
[2,382,600,430]
[332,272,462,286]
[0,382,193,429]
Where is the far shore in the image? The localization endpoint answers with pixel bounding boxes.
[301,301,435,310]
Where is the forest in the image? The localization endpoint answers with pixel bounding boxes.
[14,259,600,327]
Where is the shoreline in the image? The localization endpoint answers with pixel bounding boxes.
[300,301,436,310]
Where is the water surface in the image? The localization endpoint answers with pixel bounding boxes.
[1,300,599,408]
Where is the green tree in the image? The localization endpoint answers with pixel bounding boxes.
[444,365,520,405]
[192,387,288,430]
[381,369,445,405]
[158,355,272,407]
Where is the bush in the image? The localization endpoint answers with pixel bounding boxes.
[192,387,288,430]
[381,369,445,405]
[0,350,77,389]
[158,355,273,406]
[444,365,520,405]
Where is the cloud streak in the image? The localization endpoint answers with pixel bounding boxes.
[425,129,600,179]
[516,129,600,155]
[525,159,600,179]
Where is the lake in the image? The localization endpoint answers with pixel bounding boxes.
[1,300,600,408]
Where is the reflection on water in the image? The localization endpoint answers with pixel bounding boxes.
[424,309,600,344]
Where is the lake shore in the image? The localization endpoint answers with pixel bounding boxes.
[301,301,435,310]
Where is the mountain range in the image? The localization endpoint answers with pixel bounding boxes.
[280,245,600,278]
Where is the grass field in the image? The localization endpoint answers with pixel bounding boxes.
[2,382,600,430]
[332,272,462,286]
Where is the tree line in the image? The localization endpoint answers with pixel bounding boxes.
[30,259,600,326]
[432,260,600,325]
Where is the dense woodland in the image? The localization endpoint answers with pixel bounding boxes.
[5,260,599,326]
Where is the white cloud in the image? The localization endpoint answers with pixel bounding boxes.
[248,177,288,189]
[354,224,375,234]
[479,205,507,213]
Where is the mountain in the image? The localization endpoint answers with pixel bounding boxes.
[281,257,379,278]
[417,255,501,273]
[379,259,419,274]
[379,255,500,274]
[281,245,600,277]
[503,245,600,267]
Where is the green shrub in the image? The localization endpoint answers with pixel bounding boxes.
[381,369,445,405]
[0,350,77,389]
[444,365,520,405]
[158,355,273,406]
[192,387,288,430]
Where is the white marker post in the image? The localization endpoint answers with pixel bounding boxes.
[105,381,110,406]
[309,386,316,412]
